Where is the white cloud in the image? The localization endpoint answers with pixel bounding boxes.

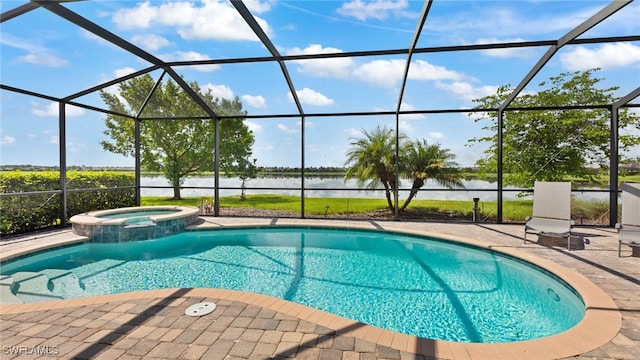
[204,84,234,100]
[0,136,16,146]
[289,88,334,106]
[353,59,464,88]
[50,136,59,144]
[399,103,425,120]
[161,51,219,72]
[425,5,596,38]
[259,142,275,151]
[112,1,156,29]
[353,59,404,88]
[174,50,211,62]
[65,105,88,117]
[131,34,172,51]
[102,67,137,97]
[31,102,86,117]
[343,128,362,137]
[603,4,640,34]
[241,95,267,108]
[473,37,534,58]
[287,44,354,78]
[428,132,445,140]
[560,43,640,71]
[114,67,137,78]
[399,120,414,132]
[244,0,274,13]
[409,60,466,81]
[80,29,118,49]
[337,0,413,21]
[297,120,313,128]
[0,33,68,68]
[17,54,68,68]
[244,120,263,133]
[277,124,298,133]
[66,138,85,153]
[435,81,498,103]
[282,23,297,32]
[112,0,272,41]
[285,47,465,90]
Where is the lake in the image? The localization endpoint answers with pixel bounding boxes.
[141,175,610,202]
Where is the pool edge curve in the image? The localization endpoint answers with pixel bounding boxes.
[0,220,622,360]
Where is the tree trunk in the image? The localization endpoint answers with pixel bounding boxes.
[172,186,181,200]
[384,189,394,211]
[400,178,424,210]
[382,180,396,212]
[240,179,247,201]
[378,173,395,212]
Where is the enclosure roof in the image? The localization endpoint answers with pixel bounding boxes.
[1,0,639,167]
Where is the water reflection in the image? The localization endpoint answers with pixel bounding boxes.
[141,176,609,202]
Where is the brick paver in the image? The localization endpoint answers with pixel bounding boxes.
[0,292,421,359]
[1,220,638,359]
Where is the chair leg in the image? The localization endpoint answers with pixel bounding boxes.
[618,241,621,257]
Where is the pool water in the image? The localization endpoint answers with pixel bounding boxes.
[1,227,585,343]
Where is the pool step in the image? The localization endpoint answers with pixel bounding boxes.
[0,275,24,304]
[41,269,88,299]
[11,272,64,303]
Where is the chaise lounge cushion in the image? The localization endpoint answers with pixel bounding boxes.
[525,217,572,237]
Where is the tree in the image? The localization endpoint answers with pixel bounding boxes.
[400,140,464,210]
[345,126,402,211]
[234,157,259,200]
[100,75,255,199]
[344,126,464,212]
[468,69,640,188]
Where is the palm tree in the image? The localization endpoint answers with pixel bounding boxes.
[344,126,405,211]
[400,139,465,210]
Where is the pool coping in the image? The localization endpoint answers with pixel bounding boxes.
[0,221,622,360]
[68,205,201,242]
[69,205,200,226]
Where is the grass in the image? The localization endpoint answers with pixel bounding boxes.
[141,194,536,221]
[142,194,611,224]
[142,195,390,214]
[572,198,611,224]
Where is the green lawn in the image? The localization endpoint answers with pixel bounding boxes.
[141,194,536,221]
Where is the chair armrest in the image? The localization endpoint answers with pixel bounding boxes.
[525,216,532,221]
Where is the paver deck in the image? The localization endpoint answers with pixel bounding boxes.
[1,217,638,359]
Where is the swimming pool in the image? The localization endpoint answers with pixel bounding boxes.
[0,226,585,343]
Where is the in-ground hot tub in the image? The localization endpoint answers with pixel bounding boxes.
[70,206,200,242]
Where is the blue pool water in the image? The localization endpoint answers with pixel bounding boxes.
[1,227,584,343]
[97,209,179,219]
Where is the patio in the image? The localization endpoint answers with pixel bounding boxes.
[1,218,638,359]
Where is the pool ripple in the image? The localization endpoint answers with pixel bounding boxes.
[1,227,585,343]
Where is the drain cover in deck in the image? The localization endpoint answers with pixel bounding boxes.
[185,302,217,316]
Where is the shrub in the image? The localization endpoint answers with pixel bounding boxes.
[0,171,135,235]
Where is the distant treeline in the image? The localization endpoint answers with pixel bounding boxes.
[1,165,134,172]
[260,166,346,175]
[2,165,484,175]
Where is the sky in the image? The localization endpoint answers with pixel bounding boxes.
[1,0,639,169]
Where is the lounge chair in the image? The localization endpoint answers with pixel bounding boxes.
[616,183,640,257]
[524,181,574,248]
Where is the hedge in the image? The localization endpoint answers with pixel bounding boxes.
[0,171,136,235]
